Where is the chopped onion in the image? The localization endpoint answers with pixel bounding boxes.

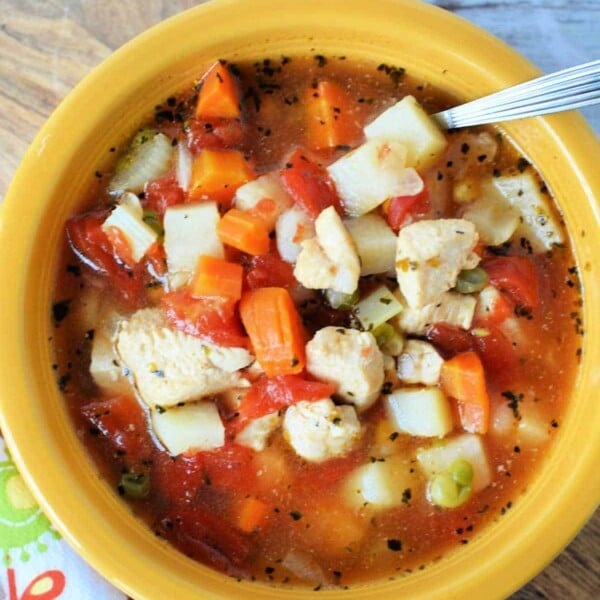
[176,141,193,192]
[109,129,174,195]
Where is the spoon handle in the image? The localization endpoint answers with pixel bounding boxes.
[433,59,600,129]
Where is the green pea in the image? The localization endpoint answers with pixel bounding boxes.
[455,267,489,294]
[448,459,474,487]
[324,288,359,310]
[429,462,473,509]
[120,472,150,499]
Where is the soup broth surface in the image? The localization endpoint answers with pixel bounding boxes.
[51,55,582,588]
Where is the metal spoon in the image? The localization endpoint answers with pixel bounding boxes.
[432,59,600,129]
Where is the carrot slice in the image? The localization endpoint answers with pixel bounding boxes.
[217,208,270,256]
[440,351,490,434]
[189,149,255,205]
[305,80,362,150]
[239,287,306,376]
[190,255,243,301]
[236,496,271,533]
[195,61,241,120]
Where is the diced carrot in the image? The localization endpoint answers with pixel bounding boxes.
[440,351,490,434]
[236,496,271,533]
[281,148,343,218]
[104,226,135,267]
[217,208,270,256]
[189,149,255,205]
[190,255,243,301]
[195,61,241,120]
[239,287,307,376]
[305,80,362,150]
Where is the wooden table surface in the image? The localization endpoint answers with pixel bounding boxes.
[0,1,597,598]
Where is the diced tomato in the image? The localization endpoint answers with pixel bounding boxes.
[157,503,252,571]
[145,242,168,278]
[187,117,245,153]
[66,210,145,306]
[483,255,539,309]
[245,252,296,290]
[81,395,154,463]
[425,323,474,359]
[232,374,335,432]
[161,289,248,347]
[151,451,207,501]
[426,321,518,381]
[143,174,184,216]
[280,148,343,218]
[385,186,430,232]
[104,225,135,267]
[471,324,518,380]
[196,443,257,491]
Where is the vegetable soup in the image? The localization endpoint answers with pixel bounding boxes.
[51,55,582,588]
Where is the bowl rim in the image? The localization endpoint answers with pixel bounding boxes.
[0,0,598,598]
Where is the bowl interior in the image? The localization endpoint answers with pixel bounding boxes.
[0,1,598,599]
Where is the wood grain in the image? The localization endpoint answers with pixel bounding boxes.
[0,1,597,598]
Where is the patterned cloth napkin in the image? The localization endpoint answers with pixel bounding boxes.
[0,436,125,600]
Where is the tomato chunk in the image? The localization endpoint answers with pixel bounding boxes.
[187,117,245,153]
[245,253,297,290]
[143,174,184,216]
[162,290,248,347]
[281,149,342,218]
[386,186,430,232]
[66,210,145,306]
[233,374,335,432]
[81,395,154,463]
[483,255,539,309]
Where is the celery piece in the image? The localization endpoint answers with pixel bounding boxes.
[355,285,403,331]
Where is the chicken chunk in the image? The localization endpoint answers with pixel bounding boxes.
[235,412,282,452]
[294,206,360,294]
[306,326,384,411]
[396,219,480,308]
[396,339,444,385]
[115,308,251,408]
[283,399,361,462]
[394,291,476,335]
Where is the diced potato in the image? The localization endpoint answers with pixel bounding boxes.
[101,193,158,263]
[234,172,294,231]
[344,212,397,275]
[492,173,564,252]
[396,340,443,385]
[384,387,453,438]
[416,433,492,492]
[344,456,417,510]
[355,285,404,331]
[364,95,447,169]
[293,498,366,557]
[491,402,551,447]
[461,183,520,246]
[151,401,225,455]
[163,202,223,288]
[275,206,315,263]
[327,139,423,217]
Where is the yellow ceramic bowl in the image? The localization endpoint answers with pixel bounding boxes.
[0,0,598,598]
